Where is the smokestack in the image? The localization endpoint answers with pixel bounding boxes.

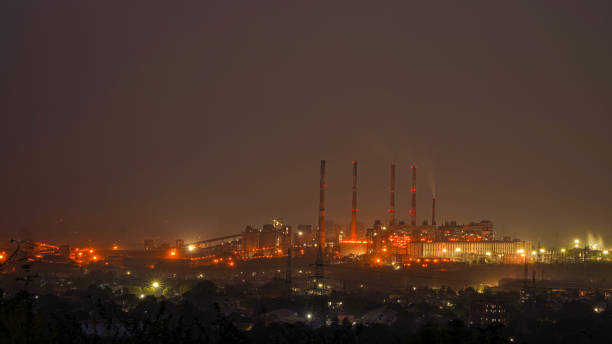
[389,163,396,226]
[410,165,417,226]
[431,197,436,226]
[318,160,326,248]
[349,161,358,240]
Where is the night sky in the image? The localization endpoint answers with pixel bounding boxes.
[2,1,611,248]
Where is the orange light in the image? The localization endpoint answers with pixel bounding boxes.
[376,258,381,263]
[78,252,83,256]
[93,256,98,260]
[89,250,94,254]
[0,255,4,260]
[340,240,372,244]
[170,251,176,256]
[382,248,387,252]
[112,245,119,250]
[228,261,235,267]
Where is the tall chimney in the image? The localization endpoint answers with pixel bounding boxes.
[389,163,396,226]
[349,161,358,240]
[318,160,326,248]
[431,197,436,226]
[410,165,417,226]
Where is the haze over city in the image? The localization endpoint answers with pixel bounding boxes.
[2,2,612,245]
[4,2,612,344]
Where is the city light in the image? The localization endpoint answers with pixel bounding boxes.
[517,249,525,254]
[188,245,195,252]
[442,248,447,253]
[455,247,461,252]
[486,252,491,256]
[561,248,566,253]
[112,244,119,250]
[170,250,176,256]
[306,313,312,319]
[604,251,609,255]
[531,251,537,255]
[139,294,145,299]
[152,281,160,288]
[539,248,545,253]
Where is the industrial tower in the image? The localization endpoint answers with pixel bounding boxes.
[389,163,396,226]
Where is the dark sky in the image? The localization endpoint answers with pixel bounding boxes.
[1,1,611,248]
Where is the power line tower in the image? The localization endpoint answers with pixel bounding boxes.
[285,246,292,294]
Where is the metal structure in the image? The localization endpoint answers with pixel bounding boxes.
[313,160,327,296]
[349,161,358,240]
[318,160,326,248]
[410,165,417,226]
[190,234,242,249]
[389,163,396,226]
[310,160,329,322]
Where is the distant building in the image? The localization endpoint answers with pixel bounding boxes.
[144,240,155,251]
[259,224,277,249]
[390,240,532,262]
[470,300,507,325]
[294,224,315,247]
[242,226,259,252]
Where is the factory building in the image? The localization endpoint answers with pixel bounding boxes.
[242,226,259,252]
[240,220,292,257]
[389,240,533,261]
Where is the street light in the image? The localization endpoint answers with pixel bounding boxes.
[152,281,160,289]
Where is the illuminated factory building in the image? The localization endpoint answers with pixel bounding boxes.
[361,163,531,262]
